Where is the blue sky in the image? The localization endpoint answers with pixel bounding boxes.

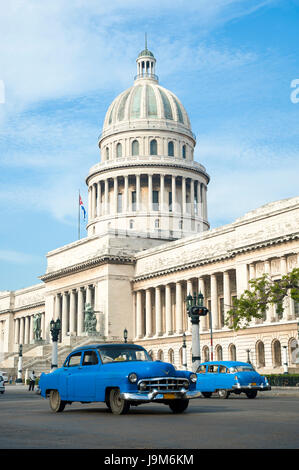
[0,0,298,291]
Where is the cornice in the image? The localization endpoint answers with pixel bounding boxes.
[39,254,136,282]
[133,233,299,282]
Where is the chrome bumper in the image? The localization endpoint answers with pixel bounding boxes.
[232,384,271,391]
[120,388,202,402]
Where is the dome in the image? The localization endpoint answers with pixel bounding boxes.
[103,82,191,131]
[138,48,154,58]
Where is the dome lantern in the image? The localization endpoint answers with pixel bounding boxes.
[135,34,157,82]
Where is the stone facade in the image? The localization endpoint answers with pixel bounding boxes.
[0,47,298,375]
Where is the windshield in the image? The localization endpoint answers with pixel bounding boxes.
[98,346,152,364]
[229,365,255,372]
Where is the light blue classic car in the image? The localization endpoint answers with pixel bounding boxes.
[196,361,271,399]
[39,343,200,414]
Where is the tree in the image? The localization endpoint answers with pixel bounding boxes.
[225,267,299,331]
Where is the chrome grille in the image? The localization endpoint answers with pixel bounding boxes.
[138,377,189,392]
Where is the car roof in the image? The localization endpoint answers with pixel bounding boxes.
[200,361,252,367]
[71,343,145,353]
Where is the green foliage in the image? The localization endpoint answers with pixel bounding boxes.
[225,267,299,331]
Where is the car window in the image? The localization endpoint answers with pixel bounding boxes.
[229,365,255,373]
[67,352,82,367]
[82,351,98,366]
[207,365,218,373]
[219,366,228,374]
[98,346,151,364]
[197,365,206,374]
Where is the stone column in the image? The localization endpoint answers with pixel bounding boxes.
[136,174,141,211]
[61,292,68,337]
[165,284,172,335]
[24,316,29,344]
[19,317,25,345]
[104,179,109,214]
[77,288,85,335]
[69,289,76,335]
[182,177,186,213]
[160,174,165,212]
[190,178,194,216]
[203,184,208,220]
[97,181,102,217]
[114,177,118,214]
[172,175,176,213]
[148,174,152,211]
[29,315,34,343]
[210,274,218,330]
[136,291,143,339]
[86,285,92,306]
[14,318,20,344]
[145,289,152,337]
[155,287,162,336]
[88,187,92,220]
[175,281,183,334]
[223,271,231,328]
[124,175,129,212]
[198,277,207,332]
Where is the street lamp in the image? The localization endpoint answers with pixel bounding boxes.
[246,349,251,364]
[15,344,23,384]
[182,332,187,370]
[123,328,128,343]
[50,318,61,370]
[185,291,208,372]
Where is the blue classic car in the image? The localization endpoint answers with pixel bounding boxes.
[39,343,200,414]
[196,361,271,399]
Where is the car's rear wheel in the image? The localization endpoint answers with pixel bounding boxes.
[245,390,258,399]
[218,389,230,399]
[168,399,189,413]
[109,388,130,415]
[201,392,212,398]
[49,390,66,412]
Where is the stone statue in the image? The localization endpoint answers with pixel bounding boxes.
[84,303,97,335]
[33,313,42,341]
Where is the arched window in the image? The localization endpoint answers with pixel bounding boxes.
[229,344,237,361]
[157,350,164,361]
[148,350,154,360]
[290,338,298,364]
[256,341,265,367]
[168,141,174,157]
[116,143,122,158]
[129,219,134,229]
[105,147,109,161]
[203,346,210,362]
[168,349,174,364]
[182,144,186,159]
[132,140,139,156]
[216,345,223,361]
[150,139,157,155]
[272,339,282,367]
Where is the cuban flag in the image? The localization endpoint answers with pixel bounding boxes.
[79,194,86,219]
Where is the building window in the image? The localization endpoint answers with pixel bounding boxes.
[229,344,237,361]
[150,139,157,155]
[129,219,134,229]
[116,143,122,158]
[219,298,224,328]
[155,219,160,229]
[168,191,172,212]
[216,345,223,361]
[168,141,174,157]
[152,190,159,211]
[256,341,265,367]
[168,349,174,364]
[117,193,122,213]
[131,191,136,211]
[179,219,183,230]
[294,300,299,318]
[157,350,164,361]
[290,338,298,364]
[203,346,210,362]
[182,144,186,159]
[132,140,139,156]
[272,339,282,367]
[105,147,109,160]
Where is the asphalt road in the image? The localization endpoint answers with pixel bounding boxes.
[1,385,299,451]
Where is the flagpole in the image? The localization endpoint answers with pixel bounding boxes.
[78,190,80,240]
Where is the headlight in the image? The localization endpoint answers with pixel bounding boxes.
[128,372,138,383]
[190,373,197,383]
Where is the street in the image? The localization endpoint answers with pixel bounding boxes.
[1,386,299,450]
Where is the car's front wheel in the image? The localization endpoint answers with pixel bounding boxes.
[245,390,258,399]
[168,399,189,413]
[218,389,230,399]
[49,390,66,412]
[109,388,130,415]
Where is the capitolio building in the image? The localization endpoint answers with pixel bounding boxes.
[0,45,299,376]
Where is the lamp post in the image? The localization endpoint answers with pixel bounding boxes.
[182,332,187,370]
[186,291,208,372]
[50,318,61,370]
[15,344,23,384]
[123,328,128,344]
[246,349,251,364]
[283,345,288,374]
